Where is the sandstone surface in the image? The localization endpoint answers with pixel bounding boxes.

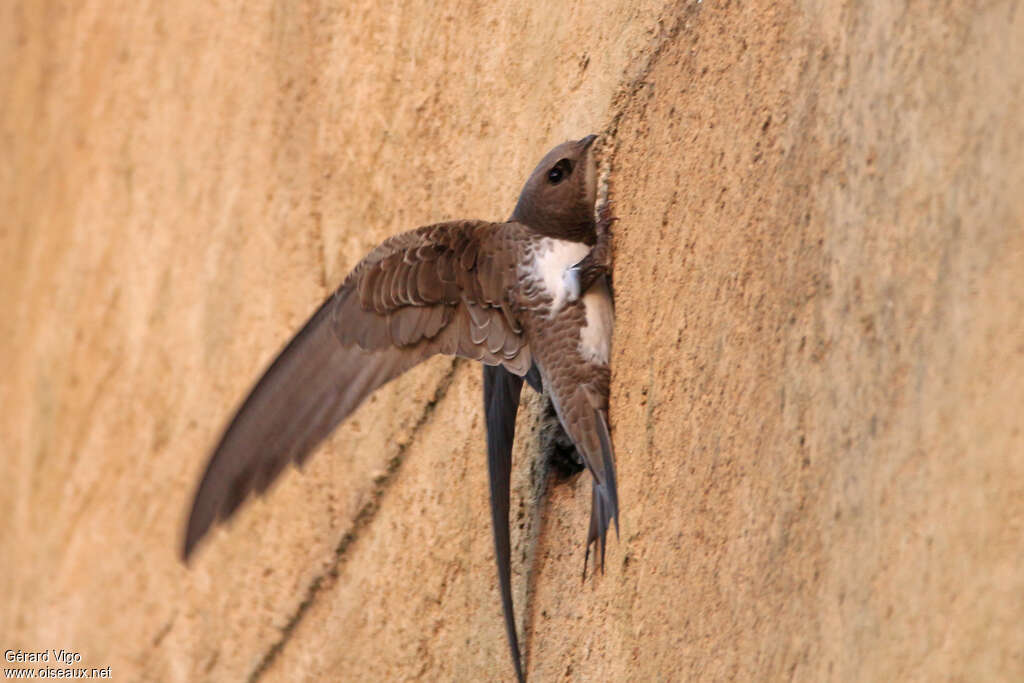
[3,1,1022,680]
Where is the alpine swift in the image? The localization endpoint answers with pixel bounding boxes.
[182,135,619,682]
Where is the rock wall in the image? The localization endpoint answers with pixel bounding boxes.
[3,1,1021,680]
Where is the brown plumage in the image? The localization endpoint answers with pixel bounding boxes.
[182,135,617,683]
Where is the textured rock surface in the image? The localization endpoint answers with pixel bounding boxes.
[3,1,1022,680]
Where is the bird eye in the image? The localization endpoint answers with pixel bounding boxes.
[546,159,573,185]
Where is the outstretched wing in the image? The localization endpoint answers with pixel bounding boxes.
[183,220,530,559]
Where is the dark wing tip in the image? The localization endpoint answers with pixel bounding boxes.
[181,472,222,563]
[483,365,527,683]
[178,295,354,566]
[181,524,201,563]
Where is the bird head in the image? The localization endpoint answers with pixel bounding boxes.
[511,134,599,243]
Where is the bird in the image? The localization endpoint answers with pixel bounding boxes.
[182,134,619,682]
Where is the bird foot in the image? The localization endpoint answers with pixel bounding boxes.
[564,201,616,303]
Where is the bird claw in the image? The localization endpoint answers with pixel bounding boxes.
[565,200,616,304]
[596,200,617,234]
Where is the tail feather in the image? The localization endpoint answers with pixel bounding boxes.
[582,407,618,580]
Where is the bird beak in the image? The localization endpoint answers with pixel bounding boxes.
[580,134,598,149]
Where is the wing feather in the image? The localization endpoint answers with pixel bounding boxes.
[183,220,532,559]
[482,364,527,683]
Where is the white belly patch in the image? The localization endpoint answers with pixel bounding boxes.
[529,238,590,314]
[579,279,613,365]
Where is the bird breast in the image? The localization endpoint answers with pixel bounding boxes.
[527,237,590,313]
[524,237,613,367]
